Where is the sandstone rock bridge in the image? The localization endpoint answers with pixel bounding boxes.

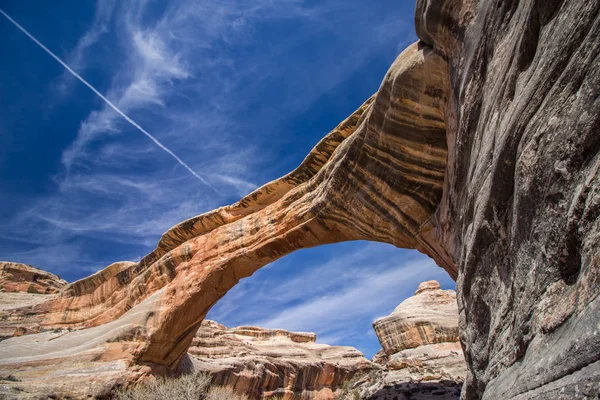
[18,39,452,367]
[4,0,599,398]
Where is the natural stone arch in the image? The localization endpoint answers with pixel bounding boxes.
[13,41,454,370]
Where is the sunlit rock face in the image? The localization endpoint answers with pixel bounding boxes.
[0,313,374,399]
[2,41,452,370]
[0,262,66,294]
[373,280,459,355]
[0,262,66,339]
[188,320,374,400]
[347,280,466,400]
[1,0,599,398]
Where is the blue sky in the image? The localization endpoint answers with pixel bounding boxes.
[0,0,454,357]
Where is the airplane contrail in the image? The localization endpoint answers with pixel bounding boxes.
[0,8,214,189]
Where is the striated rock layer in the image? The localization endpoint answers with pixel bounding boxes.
[0,262,66,339]
[0,309,374,399]
[188,320,374,400]
[1,40,452,371]
[373,280,459,355]
[344,280,466,400]
[0,262,66,294]
[415,0,600,398]
[1,0,599,398]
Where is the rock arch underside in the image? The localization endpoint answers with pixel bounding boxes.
[1,0,599,399]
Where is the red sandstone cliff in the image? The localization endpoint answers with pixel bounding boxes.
[0,262,66,294]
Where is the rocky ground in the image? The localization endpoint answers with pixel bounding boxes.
[0,263,66,340]
[0,264,466,400]
[187,320,373,399]
[0,293,51,312]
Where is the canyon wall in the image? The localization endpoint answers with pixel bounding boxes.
[0,278,466,399]
[415,0,600,397]
[188,320,374,400]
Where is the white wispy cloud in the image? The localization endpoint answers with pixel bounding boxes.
[0,6,209,187]
[25,173,204,240]
[1,0,415,285]
[211,174,258,197]
[208,243,455,356]
[50,0,117,97]
[257,264,427,330]
[2,0,437,357]
[0,240,110,277]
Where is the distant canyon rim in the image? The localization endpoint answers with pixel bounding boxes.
[1,0,599,399]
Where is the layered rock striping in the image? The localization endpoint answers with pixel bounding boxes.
[0,262,66,294]
[373,280,459,355]
[1,0,599,398]
[2,41,452,371]
[188,320,374,399]
[0,262,66,339]
[345,281,466,400]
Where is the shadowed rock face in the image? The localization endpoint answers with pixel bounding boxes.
[415,0,600,398]
[1,0,599,398]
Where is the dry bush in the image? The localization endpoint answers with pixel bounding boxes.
[112,372,250,400]
[113,372,211,400]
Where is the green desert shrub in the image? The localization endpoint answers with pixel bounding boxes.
[112,372,248,400]
[26,284,39,294]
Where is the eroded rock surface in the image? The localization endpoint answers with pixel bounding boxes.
[344,281,466,400]
[0,289,168,399]
[1,40,452,373]
[1,0,599,398]
[188,320,374,399]
[0,262,66,294]
[0,311,373,399]
[373,280,459,355]
[414,0,600,397]
[0,263,65,339]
